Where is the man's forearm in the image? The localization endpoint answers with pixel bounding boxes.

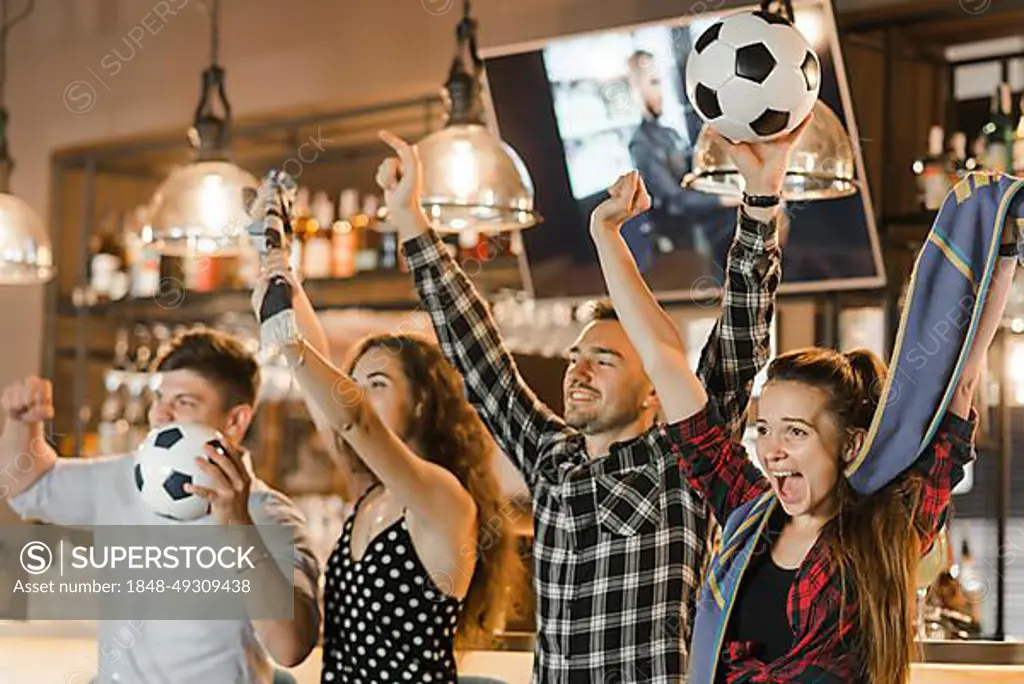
[591,224,709,423]
[238,527,318,667]
[0,422,56,500]
[697,208,780,438]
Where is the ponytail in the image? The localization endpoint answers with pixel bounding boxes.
[843,349,885,430]
[767,347,919,684]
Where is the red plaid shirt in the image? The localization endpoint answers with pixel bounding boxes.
[667,404,977,683]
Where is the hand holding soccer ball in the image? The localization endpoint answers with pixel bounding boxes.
[134,423,250,523]
[708,112,813,197]
[185,438,253,527]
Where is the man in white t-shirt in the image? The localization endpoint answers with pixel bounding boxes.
[1,328,321,684]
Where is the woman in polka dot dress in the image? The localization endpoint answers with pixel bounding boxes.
[253,254,525,683]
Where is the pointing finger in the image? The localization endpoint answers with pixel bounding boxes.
[379,130,416,166]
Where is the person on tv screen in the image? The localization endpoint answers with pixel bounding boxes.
[626,49,736,280]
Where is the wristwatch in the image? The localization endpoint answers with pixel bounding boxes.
[742,192,781,208]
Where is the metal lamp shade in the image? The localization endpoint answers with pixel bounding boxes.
[684,101,858,201]
[149,160,260,256]
[418,124,540,233]
[0,193,54,284]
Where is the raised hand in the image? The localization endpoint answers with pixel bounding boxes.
[250,248,299,321]
[377,130,429,241]
[709,112,814,197]
[590,170,652,234]
[1,377,54,426]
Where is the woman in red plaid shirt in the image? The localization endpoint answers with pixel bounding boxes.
[589,123,1016,682]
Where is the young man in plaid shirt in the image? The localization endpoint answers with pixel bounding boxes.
[372,125,796,682]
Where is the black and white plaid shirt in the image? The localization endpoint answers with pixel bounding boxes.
[404,211,780,683]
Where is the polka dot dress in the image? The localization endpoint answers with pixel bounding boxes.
[322,486,462,683]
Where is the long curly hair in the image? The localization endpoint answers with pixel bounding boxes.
[344,332,528,652]
[767,347,923,684]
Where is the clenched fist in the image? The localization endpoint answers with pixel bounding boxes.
[591,170,652,232]
[2,377,54,425]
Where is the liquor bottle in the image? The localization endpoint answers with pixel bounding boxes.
[378,223,400,271]
[152,323,173,363]
[913,125,951,211]
[304,191,334,279]
[290,187,311,277]
[1014,94,1024,176]
[331,190,359,278]
[972,135,988,172]
[128,205,162,298]
[982,83,1014,173]
[354,195,381,273]
[954,539,983,623]
[89,209,126,300]
[123,372,152,451]
[98,329,130,454]
[948,131,977,183]
[97,370,128,454]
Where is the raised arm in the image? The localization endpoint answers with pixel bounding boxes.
[374,131,575,488]
[910,245,1016,549]
[0,377,57,501]
[589,117,809,429]
[251,269,477,590]
[665,403,770,525]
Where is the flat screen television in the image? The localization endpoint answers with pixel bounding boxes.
[481,0,885,302]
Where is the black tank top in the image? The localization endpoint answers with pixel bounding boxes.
[725,540,798,664]
[321,485,463,683]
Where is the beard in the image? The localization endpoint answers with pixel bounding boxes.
[565,402,644,436]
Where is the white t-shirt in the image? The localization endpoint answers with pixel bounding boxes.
[8,453,322,684]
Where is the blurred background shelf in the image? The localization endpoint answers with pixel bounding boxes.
[54,256,523,321]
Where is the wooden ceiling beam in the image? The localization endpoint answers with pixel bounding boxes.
[840,0,1024,34]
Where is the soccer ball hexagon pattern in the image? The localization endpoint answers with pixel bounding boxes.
[685,11,820,143]
[134,422,225,521]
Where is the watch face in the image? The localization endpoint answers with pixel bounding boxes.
[743,194,780,207]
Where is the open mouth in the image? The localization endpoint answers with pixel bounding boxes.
[768,469,805,504]
[567,388,600,403]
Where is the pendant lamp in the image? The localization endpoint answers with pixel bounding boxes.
[0,0,53,284]
[683,0,858,201]
[417,0,540,233]
[148,0,257,256]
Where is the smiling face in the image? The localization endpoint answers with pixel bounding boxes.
[755,380,856,519]
[562,320,656,437]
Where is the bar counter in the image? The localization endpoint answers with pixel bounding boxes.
[5,622,1024,683]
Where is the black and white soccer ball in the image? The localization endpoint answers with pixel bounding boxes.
[134,423,224,521]
[685,11,820,143]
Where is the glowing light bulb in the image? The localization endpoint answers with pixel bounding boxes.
[443,140,481,202]
[1009,341,1024,405]
[198,174,231,231]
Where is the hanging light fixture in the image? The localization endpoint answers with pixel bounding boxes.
[0,0,52,285]
[684,100,857,200]
[683,0,858,202]
[148,0,257,256]
[417,0,541,233]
